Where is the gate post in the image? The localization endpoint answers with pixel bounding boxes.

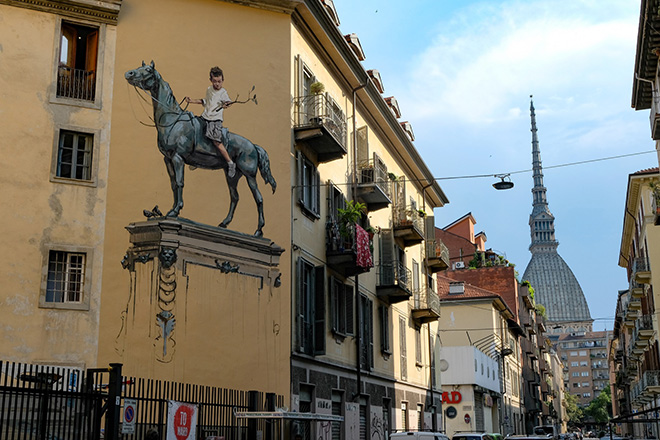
[266,393,276,440]
[105,363,123,440]
[248,390,260,440]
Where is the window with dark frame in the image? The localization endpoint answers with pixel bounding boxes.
[297,151,320,218]
[297,258,325,355]
[379,305,391,354]
[46,250,86,303]
[57,130,93,180]
[330,277,354,337]
[58,21,99,101]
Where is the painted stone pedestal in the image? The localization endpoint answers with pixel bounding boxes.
[117,218,285,389]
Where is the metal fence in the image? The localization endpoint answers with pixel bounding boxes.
[0,361,284,440]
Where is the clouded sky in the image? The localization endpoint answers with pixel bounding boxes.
[333,0,656,330]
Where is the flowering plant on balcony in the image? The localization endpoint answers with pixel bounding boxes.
[650,181,660,215]
[337,200,365,240]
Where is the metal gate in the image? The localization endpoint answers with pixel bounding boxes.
[1,361,283,440]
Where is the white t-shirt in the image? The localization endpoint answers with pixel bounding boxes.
[201,86,230,121]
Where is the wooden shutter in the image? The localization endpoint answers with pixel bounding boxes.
[85,29,99,72]
[314,265,325,355]
[296,151,304,206]
[313,166,321,216]
[357,126,369,165]
[379,305,390,352]
[345,284,354,335]
[400,316,407,380]
[297,258,305,352]
[424,215,435,258]
[367,298,374,368]
[60,24,76,67]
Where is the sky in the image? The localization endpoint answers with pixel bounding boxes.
[332,0,656,331]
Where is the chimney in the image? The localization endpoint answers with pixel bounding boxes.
[449,281,465,295]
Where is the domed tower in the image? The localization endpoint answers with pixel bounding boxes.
[522,96,593,333]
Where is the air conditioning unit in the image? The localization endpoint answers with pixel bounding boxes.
[453,261,465,269]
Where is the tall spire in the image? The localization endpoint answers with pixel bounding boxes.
[529,96,558,253]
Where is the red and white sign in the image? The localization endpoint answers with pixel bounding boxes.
[464,414,471,424]
[167,400,198,440]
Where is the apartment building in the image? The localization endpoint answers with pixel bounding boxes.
[0,0,121,368]
[1,0,451,438]
[611,168,659,438]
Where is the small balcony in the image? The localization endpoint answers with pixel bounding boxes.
[632,314,654,349]
[632,257,651,284]
[356,153,391,211]
[377,262,412,304]
[293,94,347,162]
[57,66,96,101]
[650,94,660,140]
[411,287,440,324]
[623,296,641,326]
[634,370,660,404]
[630,280,645,298]
[425,238,449,273]
[393,206,425,246]
[326,221,373,277]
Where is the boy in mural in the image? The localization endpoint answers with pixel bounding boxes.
[185,66,236,177]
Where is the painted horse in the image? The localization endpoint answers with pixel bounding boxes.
[125,61,276,236]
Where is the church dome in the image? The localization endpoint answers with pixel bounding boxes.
[523,252,592,322]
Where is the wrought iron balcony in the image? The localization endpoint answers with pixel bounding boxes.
[632,314,654,349]
[393,206,424,246]
[650,93,660,140]
[355,153,391,211]
[411,287,440,324]
[293,94,347,162]
[623,295,641,326]
[633,370,660,405]
[425,238,449,273]
[377,262,412,304]
[632,257,651,284]
[57,66,96,101]
[326,221,373,277]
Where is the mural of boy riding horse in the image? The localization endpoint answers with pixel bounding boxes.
[124,61,276,237]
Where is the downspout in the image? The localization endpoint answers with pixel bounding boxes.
[352,82,367,400]
[421,181,437,430]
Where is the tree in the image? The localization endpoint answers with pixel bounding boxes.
[564,391,583,428]
[585,385,612,424]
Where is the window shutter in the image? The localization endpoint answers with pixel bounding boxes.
[357,126,369,165]
[297,258,305,352]
[379,229,394,285]
[85,29,99,73]
[345,284,354,336]
[424,215,435,260]
[380,305,390,352]
[313,167,321,216]
[367,299,374,368]
[296,151,304,206]
[314,266,326,355]
[400,316,407,380]
[330,276,338,333]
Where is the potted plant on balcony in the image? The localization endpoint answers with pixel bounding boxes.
[309,81,326,125]
[417,209,426,218]
[650,181,660,218]
[337,200,365,241]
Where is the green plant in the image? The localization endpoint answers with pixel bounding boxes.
[310,81,325,95]
[387,172,397,181]
[337,200,366,239]
[417,209,426,218]
[535,303,547,318]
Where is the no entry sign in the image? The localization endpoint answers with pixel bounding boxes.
[167,400,198,440]
[122,398,137,434]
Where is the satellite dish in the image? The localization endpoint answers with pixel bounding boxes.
[439,359,449,372]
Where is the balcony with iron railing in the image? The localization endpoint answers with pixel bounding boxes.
[355,153,391,211]
[326,221,373,277]
[623,294,642,327]
[393,206,424,246]
[632,257,651,284]
[425,238,449,273]
[650,91,660,140]
[632,314,654,349]
[377,261,412,304]
[411,286,440,324]
[632,370,660,405]
[57,66,96,101]
[292,94,347,162]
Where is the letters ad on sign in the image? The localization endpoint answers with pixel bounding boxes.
[167,400,198,440]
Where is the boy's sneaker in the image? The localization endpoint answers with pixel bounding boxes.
[228,161,236,178]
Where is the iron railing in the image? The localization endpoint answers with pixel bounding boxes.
[357,153,390,198]
[378,261,411,291]
[394,206,424,232]
[292,94,347,148]
[57,67,96,101]
[413,287,440,316]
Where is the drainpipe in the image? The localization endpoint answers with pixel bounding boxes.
[352,82,367,400]
[421,181,437,430]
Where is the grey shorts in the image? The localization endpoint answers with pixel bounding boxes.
[205,119,224,143]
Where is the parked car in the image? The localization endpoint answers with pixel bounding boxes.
[452,433,496,440]
[390,432,450,440]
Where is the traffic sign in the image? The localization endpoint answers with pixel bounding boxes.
[122,399,137,434]
[167,400,198,440]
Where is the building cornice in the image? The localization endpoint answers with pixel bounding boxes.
[0,0,122,24]
[217,0,302,14]
[632,0,660,110]
[619,170,659,267]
